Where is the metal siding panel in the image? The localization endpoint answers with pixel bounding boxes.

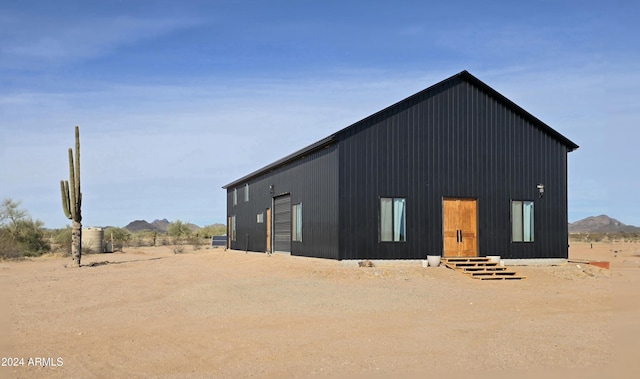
[337,77,570,260]
[226,144,339,259]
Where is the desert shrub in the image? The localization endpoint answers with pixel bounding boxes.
[158,235,171,246]
[188,235,204,250]
[198,224,226,238]
[104,227,130,251]
[51,227,72,255]
[571,232,640,243]
[0,220,50,258]
[168,220,192,245]
[129,233,144,247]
[0,199,50,258]
[130,230,159,247]
[0,229,21,259]
[149,231,158,246]
[14,219,50,256]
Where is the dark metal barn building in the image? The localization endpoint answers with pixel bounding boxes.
[223,71,579,260]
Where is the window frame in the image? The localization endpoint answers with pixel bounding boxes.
[292,202,302,242]
[230,215,237,241]
[233,188,237,206]
[244,183,249,202]
[511,200,534,243]
[379,197,407,242]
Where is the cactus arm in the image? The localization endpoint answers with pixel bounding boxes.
[68,148,77,221]
[75,125,81,213]
[60,180,72,219]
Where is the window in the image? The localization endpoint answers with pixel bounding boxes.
[512,200,534,242]
[292,203,302,242]
[230,215,237,241]
[233,188,237,206]
[257,212,264,223]
[380,197,406,242]
[244,183,249,202]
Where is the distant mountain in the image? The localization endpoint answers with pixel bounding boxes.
[124,219,201,233]
[150,219,170,233]
[569,215,640,233]
[124,220,157,232]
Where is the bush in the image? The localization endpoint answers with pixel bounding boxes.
[168,220,192,245]
[0,229,21,259]
[0,199,50,258]
[104,227,130,251]
[188,235,204,250]
[14,219,50,256]
[51,227,72,255]
[199,224,226,238]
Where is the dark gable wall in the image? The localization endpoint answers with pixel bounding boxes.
[338,77,569,260]
[227,143,340,259]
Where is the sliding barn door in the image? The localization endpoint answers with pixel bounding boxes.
[273,195,291,253]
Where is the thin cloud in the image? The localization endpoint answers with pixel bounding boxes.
[1,0,638,228]
[0,13,203,67]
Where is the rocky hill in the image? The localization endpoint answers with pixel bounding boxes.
[569,215,640,233]
[124,219,200,233]
[124,220,156,232]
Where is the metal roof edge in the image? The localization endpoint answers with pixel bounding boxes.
[222,134,337,189]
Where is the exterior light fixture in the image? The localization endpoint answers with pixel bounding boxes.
[536,184,545,198]
[269,185,274,196]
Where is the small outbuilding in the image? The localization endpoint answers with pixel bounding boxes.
[222,71,578,260]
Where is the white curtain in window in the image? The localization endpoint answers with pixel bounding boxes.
[380,198,393,241]
[291,203,303,242]
[512,201,523,242]
[231,216,236,241]
[393,198,406,241]
[292,205,297,241]
[296,203,303,241]
[523,201,534,242]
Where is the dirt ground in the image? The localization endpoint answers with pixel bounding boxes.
[1,241,639,378]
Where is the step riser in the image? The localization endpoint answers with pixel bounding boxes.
[442,258,525,280]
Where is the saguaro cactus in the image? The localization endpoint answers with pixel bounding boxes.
[60,125,82,266]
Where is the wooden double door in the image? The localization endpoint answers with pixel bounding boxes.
[443,198,478,257]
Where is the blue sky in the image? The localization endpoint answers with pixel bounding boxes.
[1,0,638,229]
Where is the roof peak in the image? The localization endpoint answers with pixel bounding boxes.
[223,71,578,189]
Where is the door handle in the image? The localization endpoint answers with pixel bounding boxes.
[456,230,461,243]
[459,230,463,243]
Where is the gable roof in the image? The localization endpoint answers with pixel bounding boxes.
[223,70,579,189]
[457,70,579,151]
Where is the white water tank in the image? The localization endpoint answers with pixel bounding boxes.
[83,227,104,253]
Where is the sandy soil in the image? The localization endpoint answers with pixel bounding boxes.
[1,241,639,378]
